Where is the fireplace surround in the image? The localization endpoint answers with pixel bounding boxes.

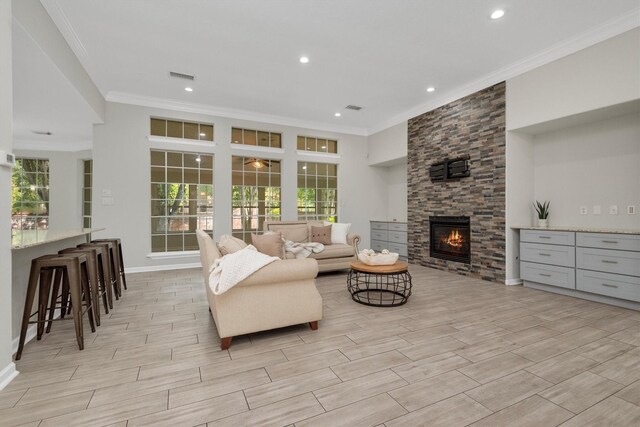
[430,216,471,264]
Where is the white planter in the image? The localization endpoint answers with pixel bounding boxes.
[537,218,548,228]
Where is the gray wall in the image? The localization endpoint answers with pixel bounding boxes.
[92,101,387,270]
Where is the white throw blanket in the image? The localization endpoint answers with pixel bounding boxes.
[208,245,279,295]
[284,240,325,259]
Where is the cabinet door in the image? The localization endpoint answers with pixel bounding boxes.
[520,242,575,268]
[577,233,640,251]
[521,230,575,246]
[577,269,640,302]
[576,247,640,277]
[522,261,575,289]
[371,222,388,231]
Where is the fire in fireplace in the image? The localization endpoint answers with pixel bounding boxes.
[430,216,471,264]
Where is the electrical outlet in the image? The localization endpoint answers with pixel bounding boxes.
[609,205,618,215]
[629,205,636,215]
[579,206,588,215]
[593,205,601,215]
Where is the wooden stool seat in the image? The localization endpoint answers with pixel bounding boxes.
[92,238,127,292]
[58,247,103,327]
[16,253,96,360]
[78,242,119,301]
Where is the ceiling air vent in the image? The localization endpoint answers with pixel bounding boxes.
[169,71,195,81]
[345,105,363,111]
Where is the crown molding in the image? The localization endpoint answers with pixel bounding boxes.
[368,9,640,135]
[13,138,92,152]
[107,92,369,137]
[41,0,88,60]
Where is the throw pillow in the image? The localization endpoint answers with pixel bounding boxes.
[217,234,247,255]
[310,225,332,245]
[331,222,351,245]
[251,232,285,259]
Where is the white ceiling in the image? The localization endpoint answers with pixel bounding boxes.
[12,20,97,150]
[14,0,640,146]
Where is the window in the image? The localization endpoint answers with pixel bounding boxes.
[232,127,282,149]
[297,161,337,222]
[150,150,214,252]
[150,117,214,141]
[11,158,50,230]
[297,135,338,154]
[232,156,281,242]
[82,160,92,228]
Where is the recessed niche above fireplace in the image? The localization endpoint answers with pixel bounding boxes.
[430,216,471,264]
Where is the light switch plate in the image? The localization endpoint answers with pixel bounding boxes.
[629,205,636,215]
[609,205,618,215]
[593,205,601,215]
[101,189,112,197]
[579,206,588,215]
[101,197,114,205]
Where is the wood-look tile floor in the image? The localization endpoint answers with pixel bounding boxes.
[3,265,640,426]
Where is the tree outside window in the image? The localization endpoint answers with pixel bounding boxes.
[12,158,50,230]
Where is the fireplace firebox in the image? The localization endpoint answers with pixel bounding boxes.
[430,216,471,264]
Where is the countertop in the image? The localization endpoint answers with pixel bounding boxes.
[11,228,105,250]
[511,225,640,235]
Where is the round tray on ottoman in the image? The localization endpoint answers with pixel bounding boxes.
[347,261,412,307]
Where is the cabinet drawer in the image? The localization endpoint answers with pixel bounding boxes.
[576,247,640,277]
[387,242,408,257]
[522,261,575,289]
[577,232,640,252]
[371,230,388,241]
[388,231,407,244]
[371,240,386,252]
[371,222,388,231]
[577,269,640,302]
[521,230,575,246]
[520,242,575,267]
[388,222,408,232]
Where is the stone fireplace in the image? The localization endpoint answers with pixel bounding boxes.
[407,82,505,282]
[430,216,470,264]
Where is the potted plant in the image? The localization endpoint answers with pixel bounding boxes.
[534,200,550,227]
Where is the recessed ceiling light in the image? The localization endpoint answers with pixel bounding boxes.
[426,87,435,93]
[490,9,505,19]
[184,87,193,92]
[334,112,341,117]
[299,56,309,64]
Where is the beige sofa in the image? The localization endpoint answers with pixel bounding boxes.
[196,230,322,350]
[263,220,360,272]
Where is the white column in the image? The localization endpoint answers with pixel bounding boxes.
[0,0,18,389]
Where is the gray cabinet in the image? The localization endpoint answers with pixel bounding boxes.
[576,232,640,302]
[370,221,407,261]
[520,229,640,307]
[520,230,576,289]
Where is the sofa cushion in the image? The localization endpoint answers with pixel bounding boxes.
[310,225,332,245]
[218,234,247,255]
[331,222,351,244]
[309,243,355,260]
[252,232,285,259]
[267,223,308,243]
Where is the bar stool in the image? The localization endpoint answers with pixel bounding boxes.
[16,253,96,361]
[92,238,127,292]
[78,242,120,300]
[57,247,103,327]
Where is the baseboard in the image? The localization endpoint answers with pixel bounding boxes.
[0,362,19,391]
[505,278,523,286]
[125,262,201,274]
